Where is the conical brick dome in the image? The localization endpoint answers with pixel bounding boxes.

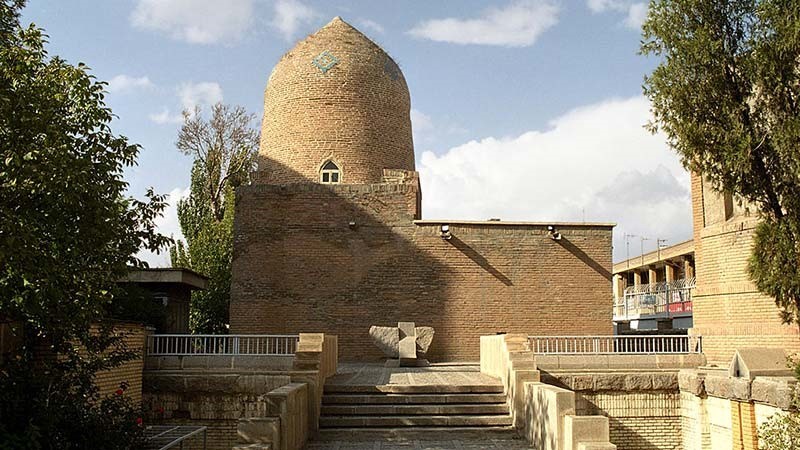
[258,17,415,184]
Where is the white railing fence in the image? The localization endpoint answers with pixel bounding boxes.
[146,334,299,356]
[615,277,696,320]
[528,335,702,355]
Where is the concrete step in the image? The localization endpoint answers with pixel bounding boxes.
[322,393,507,405]
[323,384,504,394]
[316,426,520,441]
[319,414,513,428]
[321,403,509,416]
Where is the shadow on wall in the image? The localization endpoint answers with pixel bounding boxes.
[230,159,613,362]
[557,237,612,281]
[447,236,513,287]
[230,161,451,361]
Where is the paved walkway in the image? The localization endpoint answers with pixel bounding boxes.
[324,363,501,388]
[305,437,530,449]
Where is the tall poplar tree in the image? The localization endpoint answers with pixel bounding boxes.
[170,104,259,333]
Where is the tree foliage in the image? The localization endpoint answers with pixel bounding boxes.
[0,1,169,446]
[759,358,800,449]
[642,0,800,325]
[171,104,258,333]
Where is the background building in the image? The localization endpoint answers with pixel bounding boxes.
[613,240,695,332]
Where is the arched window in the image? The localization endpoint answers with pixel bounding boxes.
[320,160,341,184]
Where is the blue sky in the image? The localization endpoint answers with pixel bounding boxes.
[21,0,692,265]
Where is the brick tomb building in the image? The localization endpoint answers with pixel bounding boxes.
[229,17,614,361]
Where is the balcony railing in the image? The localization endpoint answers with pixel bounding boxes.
[614,277,695,321]
[528,335,702,354]
[146,334,299,356]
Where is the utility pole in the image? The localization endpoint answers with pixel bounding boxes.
[657,238,668,262]
[640,236,651,267]
[624,233,637,269]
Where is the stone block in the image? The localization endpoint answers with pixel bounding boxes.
[563,415,611,450]
[238,417,280,446]
[369,326,399,358]
[730,377,752,401]
[730,348,792,379]
[705,374,733,399]
[398,327,417,360]
[571,375,595,391]
[623,374,653,391]
[524,382,576,450]
[578,443,617,450]
[651,373,679,390]
[415,327,434,355]
[593,374,626,391]
[751,376,797,410]
[678,370,705,395]
[181,355,210,369]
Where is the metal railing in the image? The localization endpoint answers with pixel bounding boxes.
[614,277,695,321]
[146,334,299,356]
[528,335,702,354]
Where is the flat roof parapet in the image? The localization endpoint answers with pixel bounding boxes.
[120,268,208,290]
[413,220,616,228]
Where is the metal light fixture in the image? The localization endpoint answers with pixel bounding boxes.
[547,225,562,241]
[440,224,452,240]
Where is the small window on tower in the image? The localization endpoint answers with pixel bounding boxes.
[320,160,341,184]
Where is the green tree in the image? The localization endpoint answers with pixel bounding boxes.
[0,1,169,447]
[171,104,259,333]
[642,0,800,326]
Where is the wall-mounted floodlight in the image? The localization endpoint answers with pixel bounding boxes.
[547,225,562,241]
[440,224,452,240]
[348,221,357,230]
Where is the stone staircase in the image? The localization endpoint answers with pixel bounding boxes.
[318,382,513,438]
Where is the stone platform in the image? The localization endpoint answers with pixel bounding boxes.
[307,364,526,449]
[323,363,503,391]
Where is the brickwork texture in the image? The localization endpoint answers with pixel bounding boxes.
[690,173,800,364]
[258,17,414,185]
[94,321,147,405]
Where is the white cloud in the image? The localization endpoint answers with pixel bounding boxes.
[357,18,385,34]
[178,81,223,112]
[408,0,559,47]
[130,0,254,44]
[149,108,183,125]
[137,186,190,267]
[272,0,318,41]
[107,75,153,93]
[587,0,626,12]
[587,0,648,30]
[149,81,223,125]
[417,96,692,261]
[624,3,648,29]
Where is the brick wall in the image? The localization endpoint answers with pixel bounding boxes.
[94,321,147,404]
[576,391,682,450]
[230,179,613,361]
[690,173,800,364]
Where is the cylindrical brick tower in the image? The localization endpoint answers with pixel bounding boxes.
[258,17,415,185]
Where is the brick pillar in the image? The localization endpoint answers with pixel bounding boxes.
[684,258,695,279]
[648,267,657,285]
[633,271,642,287]
[613,274,625,300]
[665,265,676,282]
